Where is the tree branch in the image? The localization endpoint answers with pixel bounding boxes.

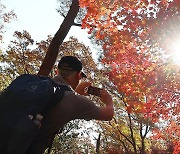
[127,113,137,154]
[38,0,79,76]
[73,22,82,26]
[112,117,134,146]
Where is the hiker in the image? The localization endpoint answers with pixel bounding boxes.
[26,55,114,154]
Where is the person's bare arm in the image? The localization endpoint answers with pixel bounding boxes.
[75,81,114,121]
[95,89,114,121]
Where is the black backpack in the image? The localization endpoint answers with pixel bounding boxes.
[0,74,71,154]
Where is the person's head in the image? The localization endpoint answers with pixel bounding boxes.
[57,56,86,89]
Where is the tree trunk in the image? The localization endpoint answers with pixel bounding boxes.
[38,0,79,76]
[127,113,137,154]
[96,133,101,154]
[140,123,149,154]
[140,138,145,154]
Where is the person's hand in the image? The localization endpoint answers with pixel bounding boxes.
[95,89,114,121]
[75,81,91,96]
[100,89,113,106]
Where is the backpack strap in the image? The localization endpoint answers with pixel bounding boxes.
[40,83,71,117]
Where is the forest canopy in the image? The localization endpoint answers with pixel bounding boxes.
[0,0,179,153]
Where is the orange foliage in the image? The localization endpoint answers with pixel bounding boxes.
[79,0,180,152]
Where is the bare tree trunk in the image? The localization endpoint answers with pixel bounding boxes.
[127,113,137,154]
[96,133,101,154]
[38,0,79,76]
[140,122,149,154]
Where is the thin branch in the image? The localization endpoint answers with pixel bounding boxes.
[127,112,137,154]
[112,117,134,146]
[73,22,82,26]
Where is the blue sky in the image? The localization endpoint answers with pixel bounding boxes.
[2,0,91,48]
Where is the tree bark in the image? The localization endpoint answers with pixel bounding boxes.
[96,133,101,154]
[140,123,149,154]
[127,113,137,154]
[38,0,79,76]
